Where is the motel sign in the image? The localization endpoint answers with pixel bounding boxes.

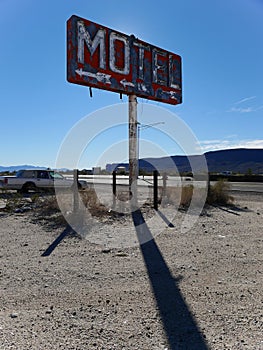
[67,15,182,105]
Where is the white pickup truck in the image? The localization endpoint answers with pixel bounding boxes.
[0,169,88,193]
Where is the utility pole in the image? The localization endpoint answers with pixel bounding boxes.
[129,94,138,209]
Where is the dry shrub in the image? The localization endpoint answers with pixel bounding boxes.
[2,192,40,213]
[180,185,194,207]
[4,192,23,212]
[116,191,130,202]
[33,195,67,228]
[29,180,234,229]
[162,180,233,208]
[162,185,193,207]
[39,195,59,212]
[162,187,180,205]
[207,179,234,205]
[36,189,110,223]
[80,188,109,217]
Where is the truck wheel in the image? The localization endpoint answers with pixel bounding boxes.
[21,182,37,193]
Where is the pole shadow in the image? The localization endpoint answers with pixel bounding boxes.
[41,225,75,257]
[156,209,175,228]
[132,209,209,349]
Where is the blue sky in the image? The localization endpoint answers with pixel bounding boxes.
[1,0,263,169]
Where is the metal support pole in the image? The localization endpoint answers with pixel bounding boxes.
[129,94,138,209]
[153,170,158,210]
[112,170,116,210]
[162,172,167,198]
[137,125,140,179]
[73,169,79,213]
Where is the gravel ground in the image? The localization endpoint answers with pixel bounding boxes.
[0,192,262,349]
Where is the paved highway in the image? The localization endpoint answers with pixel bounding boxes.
[70,175,263,193]
[228,182,263,193]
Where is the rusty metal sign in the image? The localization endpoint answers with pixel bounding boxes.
[67,15,182,105]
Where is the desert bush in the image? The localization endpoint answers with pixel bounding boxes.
[162,180,233,208]
[162,187,179,205]
[80,188,109,217]
[207,179,234,205]
[4,192,23,211]
[33,194,67,228]
[162,185,193,208]
[1,191,39,212]
[180,185,194,207]
[34,189,109,223]
[36,195,60,213]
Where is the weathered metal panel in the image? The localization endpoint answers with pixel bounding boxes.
[67,15,182,105]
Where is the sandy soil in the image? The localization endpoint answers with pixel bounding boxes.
[0,192,262,349]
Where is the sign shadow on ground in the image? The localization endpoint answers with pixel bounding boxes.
[132,209,209,349]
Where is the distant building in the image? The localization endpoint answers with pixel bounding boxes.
[92,167,101,175]
[116,166,127,174]
[106,163,129,173]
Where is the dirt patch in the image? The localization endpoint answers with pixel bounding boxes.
[0,192,262,349]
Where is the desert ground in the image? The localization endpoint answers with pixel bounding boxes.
[0,190,262,349]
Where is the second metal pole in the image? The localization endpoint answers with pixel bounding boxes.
[129,94,138,209]
[73,169,79,213]
[153,170,158,210]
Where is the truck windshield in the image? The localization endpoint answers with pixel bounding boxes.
[50,172,64,179]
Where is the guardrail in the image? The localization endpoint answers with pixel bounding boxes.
[209,175,263,182]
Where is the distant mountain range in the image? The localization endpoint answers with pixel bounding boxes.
[0,165,46,173]
[204,148,263,174]
[1,149,263,174]
[106,148,263,174]
[0,165,69,173]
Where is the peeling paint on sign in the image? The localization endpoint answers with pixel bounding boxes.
[67,15,182,105]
